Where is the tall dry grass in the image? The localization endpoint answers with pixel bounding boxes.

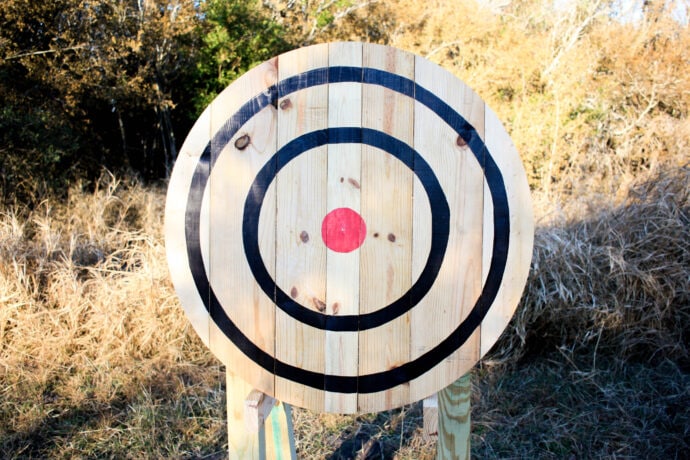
[0,174,226,457]
[494,165,690,367]
[1,0,689,457]
[1,147,687,459]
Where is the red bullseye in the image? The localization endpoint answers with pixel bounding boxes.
[321,207,367,253]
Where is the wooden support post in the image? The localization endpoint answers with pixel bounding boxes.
[245,390,277,433]
[436,373,472,460]
[227,371,261,459]
[422,393,439,441]
[266,402,297,460]
[227,371,297,460]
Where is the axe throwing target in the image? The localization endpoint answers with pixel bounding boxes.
[165,42,534,414]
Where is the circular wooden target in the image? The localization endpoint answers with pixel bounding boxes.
[165,42,533,414]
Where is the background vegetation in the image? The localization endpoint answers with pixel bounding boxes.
[1,0,688,458]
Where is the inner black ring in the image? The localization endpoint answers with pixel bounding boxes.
[243,127,449,332]
[183,66,510,393]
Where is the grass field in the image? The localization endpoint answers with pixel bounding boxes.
[1,163,687,458]
[2,1,689,458]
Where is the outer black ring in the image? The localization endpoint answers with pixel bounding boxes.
[182,66,510,394]
[243,127,449,332]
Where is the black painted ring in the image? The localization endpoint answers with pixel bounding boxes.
[183,66,510,393]
[243,127,450,332]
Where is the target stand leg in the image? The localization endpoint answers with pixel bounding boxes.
[422,393,439,442]
[423,373,472,460]
[226,371,296,460]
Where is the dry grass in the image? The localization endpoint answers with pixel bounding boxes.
[471,355,690,459]
[0,174,227,458]
[1,163,687,458]
[2,0,690,457]
[293,354,690,459]
[383,0,690,202]
[491,164,690,368]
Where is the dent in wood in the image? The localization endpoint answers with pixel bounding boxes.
[347,177,361,189]
[280,98,293,110]
[313,297,327,312]
[299,230,310,243]
[235,134,251,150]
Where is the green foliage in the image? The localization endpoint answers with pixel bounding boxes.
[316,10,336,28]
[191,0,295,112]
[0,102,85,205]
[4,0,685,211]
[0,0,397,206]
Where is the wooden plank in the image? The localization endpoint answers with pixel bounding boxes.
[357,43,415,413]
[422,394,439,441]
[265,402,297,460]
[324,41,362,414]
[245,390,276,433]
[209,59,279,395]
[165,107,211,347]
[274,44,330,411]
[228,376,296,460]
[436,374,472,460]
[409,56,485,403]
[227,372,261,459]
[480,106,534,356]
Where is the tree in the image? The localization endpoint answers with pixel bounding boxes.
[262,0,395,45]
[0,0,397,205]
[191,0,295,112]
[0,0,201,201]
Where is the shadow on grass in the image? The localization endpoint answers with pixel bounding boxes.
[0,366,227,459]
[471,355,690,458]
[1,403,113,458]
[324,404,426,460]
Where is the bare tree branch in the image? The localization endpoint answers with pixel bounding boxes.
[542,0,604,79]
[4,45,87,61]
[425,41,463,60]
[305,0,378,43]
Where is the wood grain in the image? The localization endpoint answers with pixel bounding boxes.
[264,402,297,460]
[357,43,415,412]
[227,372,296,460]
[480,105,534,356]
[409,55,485,404]
[324,41,362,413]
[423,394,439,442]
[245,390,276,433]
[208,59,279,395]
[165,106,211,347]
[274,44,329,411]
[166,42,534,415]
[227,372,261,459]
[436,374,472,460]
